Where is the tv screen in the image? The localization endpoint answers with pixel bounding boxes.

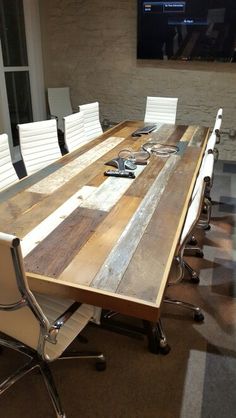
[137,0,236,61]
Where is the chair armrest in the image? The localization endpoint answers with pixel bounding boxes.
[0,298,27,311]
[47,301,82,344]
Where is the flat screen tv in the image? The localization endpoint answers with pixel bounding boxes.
[137,1,236,62]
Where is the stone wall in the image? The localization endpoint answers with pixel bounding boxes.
[39,0,236,159]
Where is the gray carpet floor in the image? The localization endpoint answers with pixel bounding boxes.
[0,159,235,418]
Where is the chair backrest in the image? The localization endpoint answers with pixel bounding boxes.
[180,153,214,246]
[79,102,103,141]
[144,96,178,124]
[206,131,217,153]
[17,119,62,176]
[0,133,19,192]
[63,111,87,152]
[191,152,214,202]
[0,232,49,352]
[214,107,223,136]
[47,87,73,132]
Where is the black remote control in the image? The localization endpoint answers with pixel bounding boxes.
[104,170,135,179]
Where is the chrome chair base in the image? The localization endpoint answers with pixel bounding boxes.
[164,297,204,322]
[183,260,200,283]
[0,336,106,418]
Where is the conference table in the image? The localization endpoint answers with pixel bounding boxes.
[0,121,209,352]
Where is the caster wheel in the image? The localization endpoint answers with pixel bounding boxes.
[95,360,106,371]
[204,225,211,231]
[190,275,200,284]
[194,312,204,322]
[189,238,197,246]
[159,344,171,355]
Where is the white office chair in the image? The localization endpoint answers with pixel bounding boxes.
[47,87,74,133]
[17,119,62,176]
[144,96,178,124]
[197,153,215,231]
[176,153,215,277]
[79,102,103,141]
[63,111,88,153]
[0,232,105,418]
[0,133,19,192]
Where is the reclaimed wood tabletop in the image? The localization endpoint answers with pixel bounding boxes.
[0,121,209,322]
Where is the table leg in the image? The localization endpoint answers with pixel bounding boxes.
[143,319,171,355]
[100,311,171,355]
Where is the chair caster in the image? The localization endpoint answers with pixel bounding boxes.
[194,312,204,322]
[95,360,106,371]
[159,343,171,355]
[190,277,200,284]
[190,274,200,284]
[188,236,197,246]
[148,333,171,355]
[204,225,211,231]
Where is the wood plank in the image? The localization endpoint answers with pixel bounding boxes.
[0,191,47,227]
[57,195,141,286]
[126,157,165,198]
[21,186,96,256]
[25,207,107,278]
[80,165,145,211]
[189,126,210,147]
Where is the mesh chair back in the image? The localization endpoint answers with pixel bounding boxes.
[206,132,217,153]
[79,102,103,141]
[63,111,87,152]
[144,96,178,124]
[180,154,214,245]
[214,108,223,132]
[18,119,62,176]
[47,87,73,132]
[0,134,19,191]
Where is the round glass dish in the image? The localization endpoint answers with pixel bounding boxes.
[142,142,179,156]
